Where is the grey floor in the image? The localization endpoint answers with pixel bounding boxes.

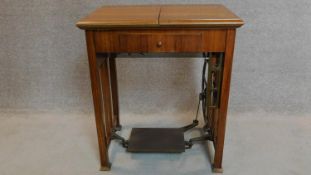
[0,110,310,175]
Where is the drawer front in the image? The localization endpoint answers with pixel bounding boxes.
[94,29,226,53]
[118,33,202,52]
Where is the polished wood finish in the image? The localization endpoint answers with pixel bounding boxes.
[77,5,160,29]
[94,29,226,53]
[98,58,114,144]
[78,4,243,173]
[159,5,244,27]
[76,4,243,29]
[85,32,111,170]
[213,29,236,171]
[108,54,120,127]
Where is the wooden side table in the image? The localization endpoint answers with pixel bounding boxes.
[77,4,243,173]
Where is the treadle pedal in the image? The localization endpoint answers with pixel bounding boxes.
[127,128,185,153]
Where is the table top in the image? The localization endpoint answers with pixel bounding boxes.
[76,4,244,29]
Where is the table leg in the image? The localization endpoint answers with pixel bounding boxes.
[86,31,111,171]
[213,29,236,173]
[99,57,114,145]
[109,54,121,130]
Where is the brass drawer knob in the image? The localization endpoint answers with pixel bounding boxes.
[157,41,162,47]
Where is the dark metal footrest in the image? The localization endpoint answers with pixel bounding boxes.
[127,128,185,153]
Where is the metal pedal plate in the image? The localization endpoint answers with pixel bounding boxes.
[127,128,185,153]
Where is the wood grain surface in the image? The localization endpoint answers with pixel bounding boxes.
[94,29,227,53]
[77,4,243,29]
[77,5,160,28]
[160,5,244,27]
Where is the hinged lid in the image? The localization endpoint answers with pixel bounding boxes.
[159,5,244,27]
[76,4,244,29]
[77,5,161,29]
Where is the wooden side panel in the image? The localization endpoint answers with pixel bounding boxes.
[203,30,227,52]
[94,29,226,53]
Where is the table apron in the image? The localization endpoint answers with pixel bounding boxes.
[93,29,227,53]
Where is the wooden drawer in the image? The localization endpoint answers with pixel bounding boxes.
[94,29,227,53]
[118,32,203,52]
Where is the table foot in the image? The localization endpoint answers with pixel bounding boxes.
[212,167,223,173]
[100,163,111,171]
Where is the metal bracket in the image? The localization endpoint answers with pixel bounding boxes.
[111,129,128,148]
[185,132,213,149]
[114,125,122,131]
[181,120,199,132]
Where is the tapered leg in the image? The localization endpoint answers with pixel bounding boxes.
[85,31,111,171]
[109,54,121,129]
[213,29,236,172]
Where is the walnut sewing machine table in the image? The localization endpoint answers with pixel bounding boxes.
[76,4,243,173]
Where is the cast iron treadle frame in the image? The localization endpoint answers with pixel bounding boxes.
[111,128,129,148]
[111,120,213,153]
[110,52,222,153]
